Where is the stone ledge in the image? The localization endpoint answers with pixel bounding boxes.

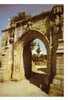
[55,75,64,80]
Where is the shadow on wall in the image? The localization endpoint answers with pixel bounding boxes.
[23,43,32,79]
[29,72,50,93]
[23,43,50,93]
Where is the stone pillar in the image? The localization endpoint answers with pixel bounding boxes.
[49,39,64,96]
[12,43,25,80]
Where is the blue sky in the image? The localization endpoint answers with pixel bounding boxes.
[0,4,53,35]
[0,4,53,51]
[32,39,47,55]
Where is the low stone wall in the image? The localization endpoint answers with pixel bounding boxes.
[0,45,12,81]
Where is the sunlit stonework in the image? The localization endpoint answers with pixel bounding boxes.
[0,5,64,96]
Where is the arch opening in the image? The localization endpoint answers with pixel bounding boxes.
[23,38,48,78]
[31,39,48,75]
[22,30,51,92]
[22,30,49,78]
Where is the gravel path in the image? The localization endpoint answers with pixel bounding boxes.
[0,79,48,96]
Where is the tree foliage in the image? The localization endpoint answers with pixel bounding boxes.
[36,43,41,55]
[31,41,36,50]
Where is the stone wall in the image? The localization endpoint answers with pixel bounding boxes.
[0,45,12,81]
[49,40,64,96]
[12,42,25,80]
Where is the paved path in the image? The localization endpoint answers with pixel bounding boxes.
[32,65,47,75]
[0,79,48,96]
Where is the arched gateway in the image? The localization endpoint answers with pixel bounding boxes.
[0,5,64,95]
[22,30,49,79]
[13,30,51,83]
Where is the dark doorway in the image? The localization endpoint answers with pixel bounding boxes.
[23,38,49,93]
[23,43,32,79]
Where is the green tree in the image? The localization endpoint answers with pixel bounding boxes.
[36,43,41,56]
[31,41,36,50]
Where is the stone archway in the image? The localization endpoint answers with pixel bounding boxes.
[21,30,50,80]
